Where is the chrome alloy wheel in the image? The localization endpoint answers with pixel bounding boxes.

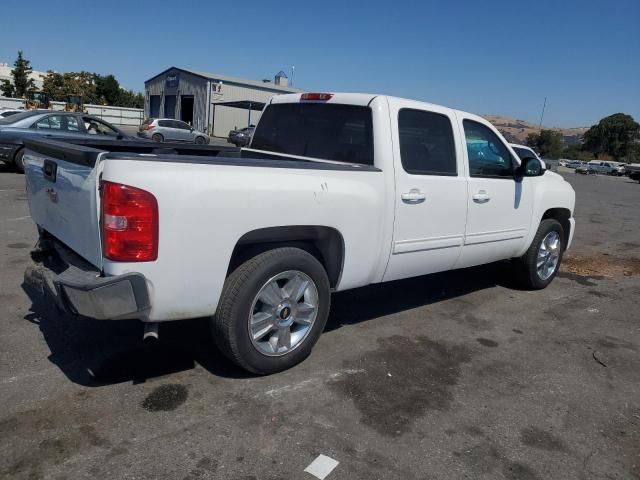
[248,271,319,356]
[537,231,561,280]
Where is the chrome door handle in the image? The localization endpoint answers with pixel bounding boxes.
[472,190,490,203]
[401,189,426,204]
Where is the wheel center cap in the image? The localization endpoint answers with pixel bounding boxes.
[277,303,294,327]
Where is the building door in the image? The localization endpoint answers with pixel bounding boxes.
[180,96,194,126]
[164,95,176,119]
[149,95,161,118]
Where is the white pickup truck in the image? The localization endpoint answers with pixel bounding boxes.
[23,92,576,374]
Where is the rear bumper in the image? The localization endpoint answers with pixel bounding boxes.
[24,241,151,320]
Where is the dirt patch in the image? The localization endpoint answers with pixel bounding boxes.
[141,384,188,412]
[561,254,640,279]
[329,335,472,436]
[520,426,569,452]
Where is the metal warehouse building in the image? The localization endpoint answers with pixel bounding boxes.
[144,67,303,137]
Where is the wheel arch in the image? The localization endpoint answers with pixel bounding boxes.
[541,207,572,250]
[227,226,345,289]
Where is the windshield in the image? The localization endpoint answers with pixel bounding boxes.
[251,103,374,165]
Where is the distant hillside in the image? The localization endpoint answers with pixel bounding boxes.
[483,115,588,145]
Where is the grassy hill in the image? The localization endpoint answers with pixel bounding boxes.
[483,115,588,145]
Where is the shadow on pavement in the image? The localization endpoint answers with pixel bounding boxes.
[22,261,518,386]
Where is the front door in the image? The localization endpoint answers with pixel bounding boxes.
[383,104,468,282]
[455,117,534,268]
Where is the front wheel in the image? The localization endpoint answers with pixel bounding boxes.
[514,219,565,289]
[212,247,330,374]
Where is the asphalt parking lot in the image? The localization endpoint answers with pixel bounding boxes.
[1,166,638,480]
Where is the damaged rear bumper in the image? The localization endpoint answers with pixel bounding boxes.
[24,241,150,320]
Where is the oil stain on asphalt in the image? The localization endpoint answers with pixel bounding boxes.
[329,335,472,436]
[142,384,188,412]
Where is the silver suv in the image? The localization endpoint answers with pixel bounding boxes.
[138,118,210,144]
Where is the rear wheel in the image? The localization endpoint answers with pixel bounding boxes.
[152,133,163,142]
[195,136,207,145]
[13,148,25,174]
[212,247,330,374]
[514,219,565,289]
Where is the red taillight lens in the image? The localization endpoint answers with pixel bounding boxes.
[143,124,156,130]
[301,93,333,101]
[101,181,158,262]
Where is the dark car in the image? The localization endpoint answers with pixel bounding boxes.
[227,126,255,147]
[0,110,137,173]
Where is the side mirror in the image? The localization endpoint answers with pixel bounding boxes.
[516,157,544,178]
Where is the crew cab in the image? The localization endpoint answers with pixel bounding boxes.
[22,93,576,374]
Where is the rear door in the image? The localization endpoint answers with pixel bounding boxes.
[23,140,104,267]
[383,101,468,281]
[158,120,177,140]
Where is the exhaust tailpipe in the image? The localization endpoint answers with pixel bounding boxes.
[143,322,159,344]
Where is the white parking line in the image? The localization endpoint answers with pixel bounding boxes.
[304,454,339,479]
[1,215,31,222]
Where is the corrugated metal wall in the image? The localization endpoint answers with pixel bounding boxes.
[145,68,299,138]
[210,83,281,137]
[145,69,209,132]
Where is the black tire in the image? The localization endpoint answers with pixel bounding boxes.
[212,247,330,375]
[514,219,565,290]
[13,148,25,174]
[152,133,163,142]
[195,136,207,145]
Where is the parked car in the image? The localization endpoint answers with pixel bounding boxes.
[228,126,255,147]
[510,144,547,169]
[625,163,640,182]
[0,110,136,173]
[566,160,584,169]
[607,161,626,176]
[575,162,593,174]
[587,160,622,175]
[138,118,210,144]
[0,109,22,119]
[22,92,576,374]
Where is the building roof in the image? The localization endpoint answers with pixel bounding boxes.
[145,67,303,93]
[275,70,288,78]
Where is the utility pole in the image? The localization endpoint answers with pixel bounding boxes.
[538,97,547,129]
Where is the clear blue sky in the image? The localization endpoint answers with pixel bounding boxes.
[2,0,638,127]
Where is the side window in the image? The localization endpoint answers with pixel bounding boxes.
[175,121,191,130]
[66,116,80,131]
[82,117,118,136]
[463,120,514,178]
[158,120,171,127]
[398,109,457,175]
[33,115,63,130]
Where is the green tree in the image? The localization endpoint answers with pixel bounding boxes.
[42,71,66,100]
[526,129,564,158]
[117,89,144,109]
[583,113,640,160]
[561,144,593,161]
[1,79,15,97]
[9,51,36,98]
[95,74,121,105]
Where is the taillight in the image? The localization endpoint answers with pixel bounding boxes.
[101,181,158,262]
[301,93,333,101]
[143,124,156,130]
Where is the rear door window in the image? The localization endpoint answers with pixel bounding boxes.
[33,115,64,130]
[398,109,457,175]
[251,103,374,165]
[158,120,172,128]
